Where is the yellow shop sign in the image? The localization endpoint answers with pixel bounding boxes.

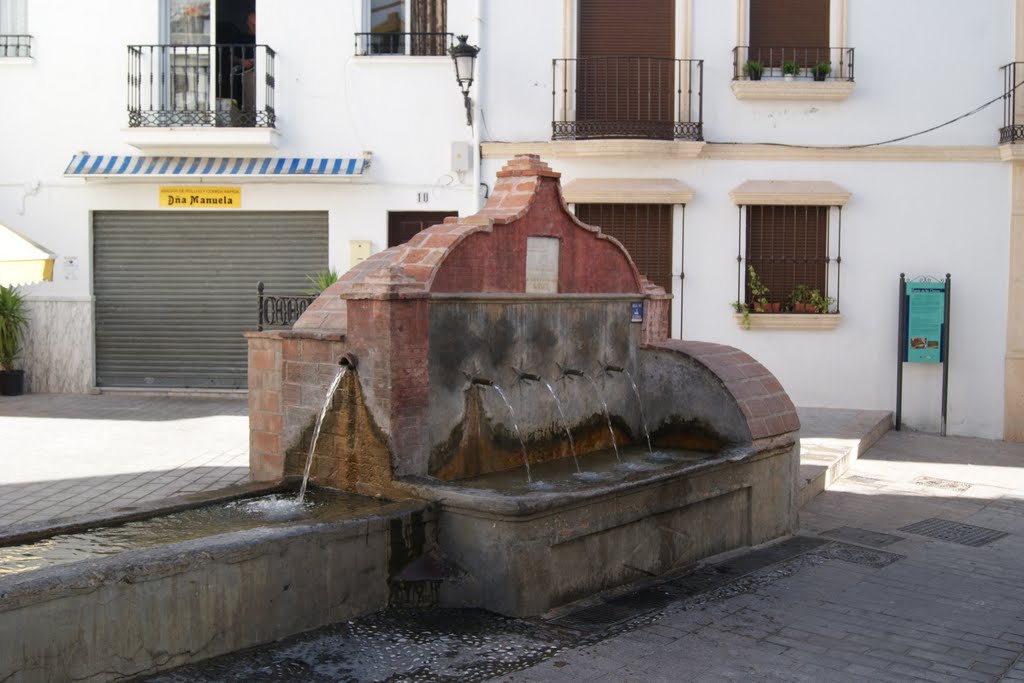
[159,186,241,208]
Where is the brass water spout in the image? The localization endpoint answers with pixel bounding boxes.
[513,367,542,383]
[604,364,624,373]
[339,352,358,369]
[561,367,585,378]
[470,377,495,387]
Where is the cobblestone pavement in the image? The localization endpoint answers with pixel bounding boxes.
[0,393,248,530]
[144,428,1024,682]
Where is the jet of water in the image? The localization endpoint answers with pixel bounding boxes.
[543,381,580,473]
[622,369,653,455]
[582,373,620,462]
[489,384,532,482]
[297,367,347,503]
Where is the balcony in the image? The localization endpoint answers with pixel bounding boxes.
[1001,62,1024,146]
[731,46,855,101]
[354,32,453,57]
[128,44,276,128]
[0,35,31,58]
[552,57,703,142]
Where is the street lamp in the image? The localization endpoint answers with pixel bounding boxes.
[450,34,480,127]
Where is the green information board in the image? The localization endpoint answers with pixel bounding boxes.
[904,282,946,364]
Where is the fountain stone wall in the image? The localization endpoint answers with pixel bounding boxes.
[246,154,801,616]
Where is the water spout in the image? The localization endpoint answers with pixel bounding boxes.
[560,367,585,378]
[339,352,358,369]
[297,366,348,503]
[470,376,495,387]
[604,364,624,373]
[514,368,542,383]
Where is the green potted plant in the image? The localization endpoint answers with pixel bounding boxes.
[747,265,779,313]
[743,59,764,81]
[781,60,799,81]
[811,61,831,82]
[303,267,340,296]
[788,284,815,313]
[0,285,29,396]
[809,289,835,313]
[731,300,751,329]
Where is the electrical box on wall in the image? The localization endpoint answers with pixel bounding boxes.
[349,240,371,268]
[451,142,472,174]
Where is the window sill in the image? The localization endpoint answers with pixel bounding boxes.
[734,313,842,330]
[0,56,33,65]
[731,80,855,101]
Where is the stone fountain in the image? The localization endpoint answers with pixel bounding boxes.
[246,155,801,617]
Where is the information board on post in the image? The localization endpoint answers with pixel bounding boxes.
[904,281,946,363]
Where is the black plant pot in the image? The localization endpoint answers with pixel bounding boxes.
[813,72,827,82]
[0,370,25,396]
[748,72,762,81]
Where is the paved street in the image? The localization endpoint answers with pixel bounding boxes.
[3,394,1023,681]
[0,393,249,531]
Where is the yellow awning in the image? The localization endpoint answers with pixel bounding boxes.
[0,224,55,286]
[729,180,851,206]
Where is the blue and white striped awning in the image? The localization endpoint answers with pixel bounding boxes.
[64,155,369,179]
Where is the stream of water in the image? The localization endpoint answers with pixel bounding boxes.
[297,367,347,503]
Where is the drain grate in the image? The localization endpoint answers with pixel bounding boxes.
[549,588,674,632]
[820,526,904,548]
[899,518,1008,547]
[913,476,971,492]
[813,541,904,568]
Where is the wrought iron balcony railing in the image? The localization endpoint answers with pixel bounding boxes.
[354,32,453,56]
[552,57,704,141]
[732,46,855,81]
[1001,62,1024,143]
[128,44,276,128]
[257,282,314,331]
[0,35,31,58]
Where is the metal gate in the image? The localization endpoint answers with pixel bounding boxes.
[93,211,327,389]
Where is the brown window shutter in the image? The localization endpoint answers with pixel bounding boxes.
[578,0,674,59]
[388,210,458,248]
[745,205,828,306]
[575,203,674,297]
[749,0,829,67]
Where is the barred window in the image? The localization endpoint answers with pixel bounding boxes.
[745,205,828,307]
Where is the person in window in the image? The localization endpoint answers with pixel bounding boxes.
[234,12,256,119]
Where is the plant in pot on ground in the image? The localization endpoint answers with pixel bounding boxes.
[781,60,800,80]
[0,285,29,396]
[743,59,764,81]
[811,61,831,81]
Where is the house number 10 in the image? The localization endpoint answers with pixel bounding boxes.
[417,192,430,203]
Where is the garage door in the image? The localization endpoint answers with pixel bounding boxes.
[93,211,328,389]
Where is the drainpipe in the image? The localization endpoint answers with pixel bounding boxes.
[472,0,483,209]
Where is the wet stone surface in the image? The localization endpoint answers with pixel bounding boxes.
[141,537,863,682]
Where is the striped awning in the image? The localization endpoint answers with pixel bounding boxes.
[64,155,369,179]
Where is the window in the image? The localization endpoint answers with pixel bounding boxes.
[574,203,674,299]
[361,0,448,56]
[732,0,854,90]
[388,210,457,248]
[730,180,848,325]
[0,0,29,57]
[749,0,828,68]
[745,205,829,310]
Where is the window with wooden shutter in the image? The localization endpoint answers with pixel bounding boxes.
[575,203,673,297]
[388,210,457,248]
[749,0,829,67]
[576,0,675,137]
[745,205,828,307]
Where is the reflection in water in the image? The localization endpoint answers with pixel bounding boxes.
[0,489,389,577]
[455,445,715,495]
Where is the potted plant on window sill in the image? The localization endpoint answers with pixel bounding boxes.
[747,265,780,313]
[0,285,29,396]
[781,60,799,81]
[811,61,831,82]
[743,59,764,81]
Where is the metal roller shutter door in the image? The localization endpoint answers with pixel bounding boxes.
[93,211,327,389]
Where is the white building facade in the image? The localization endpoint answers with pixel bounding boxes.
[1,0,1022,441]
